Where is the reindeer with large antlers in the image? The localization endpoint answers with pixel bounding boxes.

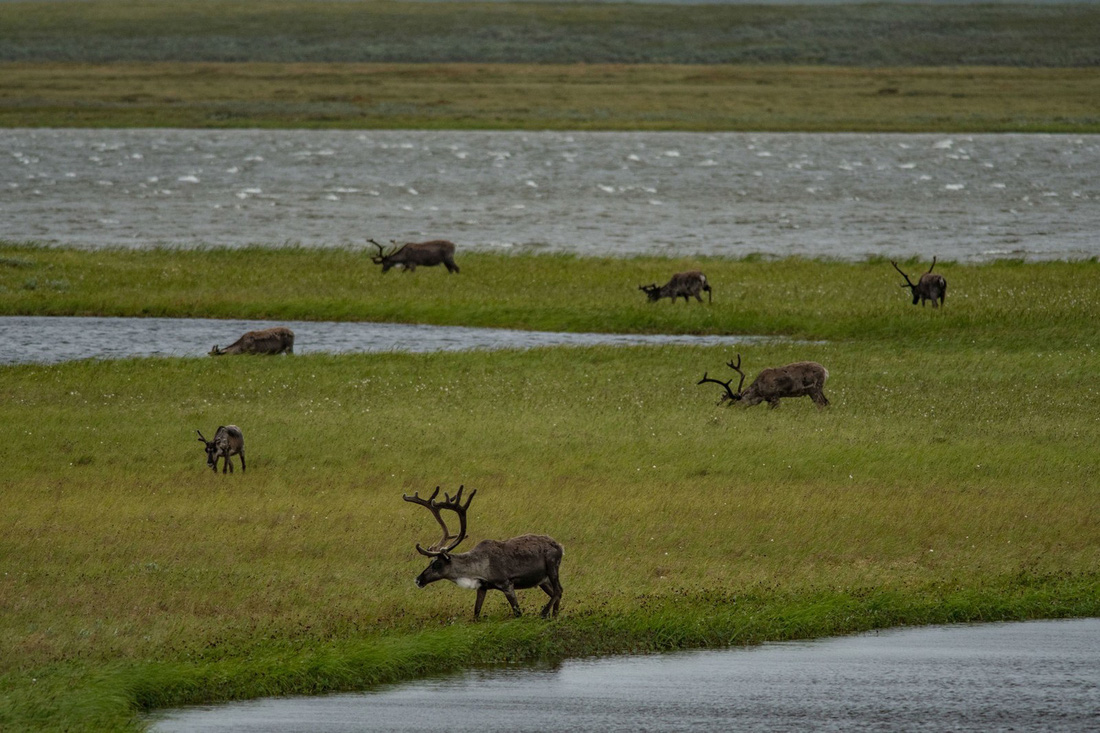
[699,353,830,409]
[891,257,946,308]
[369,238,460,273]
[403,486,564,620]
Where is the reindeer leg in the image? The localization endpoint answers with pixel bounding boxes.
[473,586,487,621]
[538,580,555,618]
[767,398,781,410]
[239,451,246,472]
[224,455,232,474]
[500,583,522,618]
[540,570,563,618]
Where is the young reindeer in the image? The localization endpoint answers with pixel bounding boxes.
[698,353,829,409]
[209,327,294,356]
[403,486,564,620]
[639,271,712,304]
[891,257,947,308]
[196,425,245,473]
[369,238,460,273]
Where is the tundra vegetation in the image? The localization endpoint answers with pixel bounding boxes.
[1,246,1098,730]
[0,1,1099,131]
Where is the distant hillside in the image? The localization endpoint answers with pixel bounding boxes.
[1,0,1098,66]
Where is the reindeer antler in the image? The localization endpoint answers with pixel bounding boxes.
[196,429,209,444]
[726,353,747,396]
[926,256,937,274]
[697,371,739,404]
[891,260,916,289]
[368,238,389,262]
[403,485,476,556]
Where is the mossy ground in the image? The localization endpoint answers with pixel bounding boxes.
[2,247,1098,730]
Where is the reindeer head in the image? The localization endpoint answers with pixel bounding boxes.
[891,258,937,306]
[697,353,748,405]
[638,283,662,302]
[369,238,403,273]
[403,485,476,587]
[195,430,218,469]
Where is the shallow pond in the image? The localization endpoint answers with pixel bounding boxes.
[4,130,1098,261]
[0,315,769,365]
[153,618,1100,732]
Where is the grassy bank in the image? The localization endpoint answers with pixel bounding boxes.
[3,1,1098,66]
[3,62,1098,131]
[2,248,1099,729]
[2,245,1097,349]
[2,1,1098,131]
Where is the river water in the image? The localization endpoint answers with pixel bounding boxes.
[153,618,1100,732]
[0,315,768,364]
[3,130,1098,261]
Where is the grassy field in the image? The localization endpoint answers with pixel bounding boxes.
[3,62,1098,131]
[2,248,1099,729]
[3,0,1099,66]
[1,1,1099,130]
[1,245,1097,348]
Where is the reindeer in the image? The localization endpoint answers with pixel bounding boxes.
[698,353,829,409]
[639,271,712,304]
[196,425,245,473]
[209,327,294,356]
[403,486,563,620]
[891,257,947,308]
[369,238,460,273]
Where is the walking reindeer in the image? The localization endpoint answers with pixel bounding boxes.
[196,425,245,473]
[403,486,563,620]
[369,239,460,273]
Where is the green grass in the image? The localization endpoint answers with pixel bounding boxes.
[2,245,1097,349]
[2,247,1100,729]
[2,62,1097,132]
[2,1,1099,131]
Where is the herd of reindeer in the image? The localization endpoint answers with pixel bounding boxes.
[197,239,947,620]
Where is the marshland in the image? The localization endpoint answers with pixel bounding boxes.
[2,1,1100,730]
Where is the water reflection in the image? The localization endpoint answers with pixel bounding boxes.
[0,316,770,365]
[154,619,1100,732]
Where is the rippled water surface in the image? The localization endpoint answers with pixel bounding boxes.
[4,130,1097,261]
[153,618,1100,732]
[0,316,768,364]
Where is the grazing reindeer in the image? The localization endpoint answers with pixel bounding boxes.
[403,486,564,620]
[369,238,460,273]
[891,257,947,308]
[639,271,712,304]
[209,327,294,356]
[698,353,829,409]
[196,425,245,473]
